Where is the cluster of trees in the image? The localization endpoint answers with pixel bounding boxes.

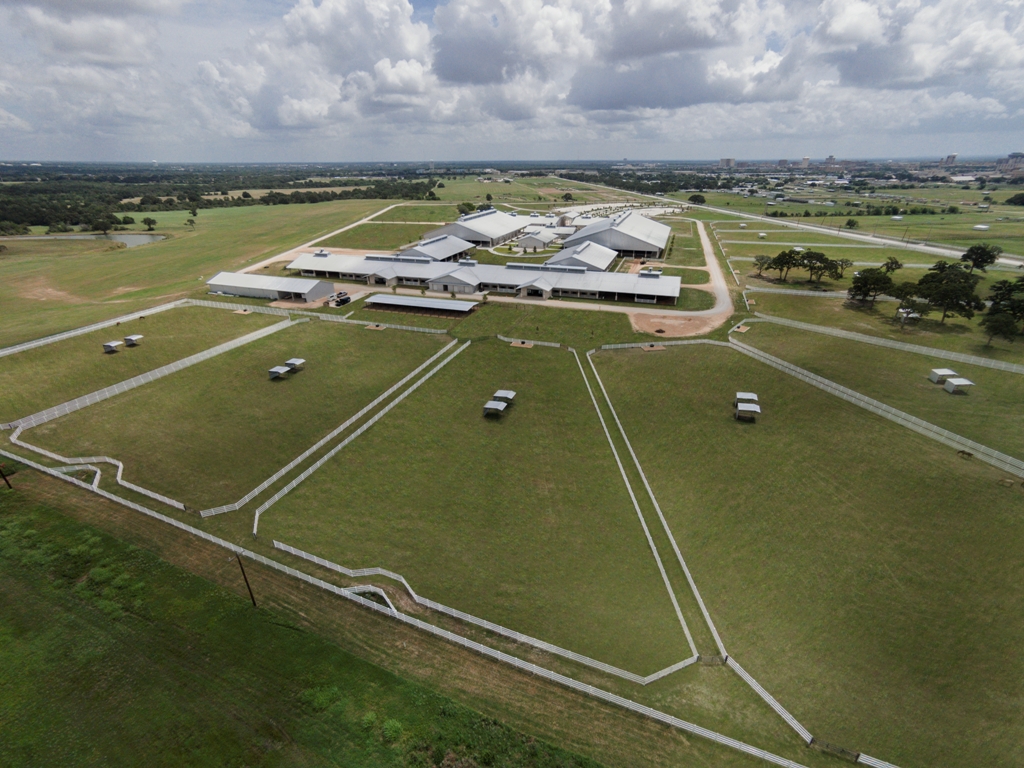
[753,250,855,283]
[1006,193,1024,206]
[843,244,1023,343]
[0,170,439,230]
[558,171,730,194]
[767,204,958,219]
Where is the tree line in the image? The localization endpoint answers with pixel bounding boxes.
[754,244,1023,343]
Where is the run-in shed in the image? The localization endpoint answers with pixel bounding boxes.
[734,402,761,422]
[483,400,508,416]
[103,340,123,353]
[124,334,144,347]
[285,358,305,371]
[268,365,291,380]
[943,377,974,394]
[929,368,958,383]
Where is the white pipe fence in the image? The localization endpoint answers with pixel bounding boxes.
[185,298,449,334]
[0,300,187,358]
[496,334,562,348]
[729,338,1024,477]
[9,426,185,510]
[570,348,698,657]
[600,340,733,351]
[200,339,460,516]
[746,314,1024,375]
[252,340,472,533]
[2,318,300,430]
[726,657,813,744]
[273,540,697,685]
[586,350,729,658]
[857,754,901,768]
[0,444,821,768]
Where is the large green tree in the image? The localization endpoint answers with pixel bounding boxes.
[987,276,1024,321]
[980,312,1020,345]
[959,243,1002,274]
[769,249,800,281]
[915,262,983,323]
[848,268,893,305]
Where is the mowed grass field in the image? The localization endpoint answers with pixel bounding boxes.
[0,307,278,425]
[28,321,448,510]
[0,488,600,768]
[318,223,437,250]
[259,340,690,674]
[748,293,1024,361]
[0,200,386,346]
[371,204,460,222]
[593,344,1024,768]
[743,323,1024,459]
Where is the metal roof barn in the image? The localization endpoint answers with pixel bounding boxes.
[519,230,559,249]
[124,334,144,346]
[562,211,671,257]
[545,241,617,272]
[206,271,333,303]
[424,209,525,247]
[399,235,475,262]
[365,294,478,313]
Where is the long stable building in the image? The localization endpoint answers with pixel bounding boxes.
[288,251,681,305]
[562,210,671,258]
[206,271,334,302]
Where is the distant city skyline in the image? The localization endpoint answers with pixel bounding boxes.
[1,0,1021,162]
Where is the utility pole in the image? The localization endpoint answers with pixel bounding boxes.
[235,553,257,608]
[0,465,12,490]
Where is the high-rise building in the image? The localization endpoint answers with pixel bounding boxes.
[720,158,735,169]
[778,159,789,168]
[800,157,810,168]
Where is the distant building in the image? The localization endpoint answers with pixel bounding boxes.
[562,210,671,259]
[720,158,736,168]
[206,272,333,303]
[996,152,1024,175]
[800,157,810,168]
[424,208,525,247]
[518,229,559,250]
[778,159,789,168]
[942,153,959,166]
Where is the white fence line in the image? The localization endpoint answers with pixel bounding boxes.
[185,298,449,334]
[858,754,901,768]
[200,339,460,516]
[0,444,817,768]
[252,340,472,533]
[729,338,1024,477]
[8,426,186,510]
[745,287,853,299]
[600,340,733,351]
[747,314,1024,375]
[726,657,814,745]
[2,318,300,430]
[0,300,188,358]
[571,348,698,657]
[273,540,696,685]
[496,334,563,348]
[586,350,728,658]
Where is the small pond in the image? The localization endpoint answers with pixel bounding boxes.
[2,233,166,248]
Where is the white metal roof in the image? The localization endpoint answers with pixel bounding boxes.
[946,377,974,386]
[365,294,478,312]
[931,368,958,376]
[288,253,681,299]
[124,334,144,342]
[735,392,758,401]
[736,403,762,413]
[286,358,305,367]
[484,400,508,412]
[493,390,516,400]
[546,241,617,272]
[207,271,326,294]
[520,229,558,245]
[399,235,475,261]
[426,209,524,242]
[563,210,671,252]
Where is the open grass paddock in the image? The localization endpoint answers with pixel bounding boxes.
[29,320,447,509]
[592,343,1024,768]
[258,340,690,675]
[0,307,278,425]
[318,223,437,250]
[742,323,1024,459]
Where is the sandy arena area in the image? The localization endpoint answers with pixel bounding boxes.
[629,312,728,338]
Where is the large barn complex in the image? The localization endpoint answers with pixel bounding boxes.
[397,234,475,262]
[286,251,682,304]
[206,271,334,303]
[424,208,525,247]
[544,241,618,272]
[562,210,671,258]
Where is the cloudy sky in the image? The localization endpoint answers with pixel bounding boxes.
[1,0,1022,162]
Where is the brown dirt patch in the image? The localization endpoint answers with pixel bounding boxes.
[16,277,86,303]
[629,312,729,338]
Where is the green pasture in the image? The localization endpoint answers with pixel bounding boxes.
[318,223,436,251]
[453,302,651,349]
[259,341,690,674]
[665,268,709,285]
[747,293,1024,361]
[29,321,447,509]
[743,323,1024,459]
[0,307,278,425]
[0,200,385,346]
[0,490,599,768]
[371,205,460,223]
[593,344,1024,768]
